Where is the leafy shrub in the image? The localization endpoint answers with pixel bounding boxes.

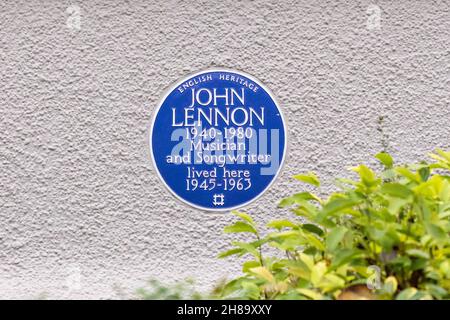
[137,278,229,300]
[137,279,204,300]
[217,150,450,300]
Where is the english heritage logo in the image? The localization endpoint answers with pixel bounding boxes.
[149,69,287,211]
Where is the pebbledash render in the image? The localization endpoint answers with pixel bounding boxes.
[0,0,449,299]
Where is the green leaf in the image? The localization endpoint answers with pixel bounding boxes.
[406,249,430,259]
[429,149,450,163]
[298,253,315,270]
[241,281,261,300]
[224,221,257,234]
[287,260,311,280]
[383,276,398,295]
[302,223,324,236]
[425,222,446,241]
[220,278,243,298]
[387,256,411,268]
[269,230,310,251]
[267,219,297,230]
[242,260,261,273]
[322,274,346,291]
[232,241,259,258]
[418,167,430,182]
[395,167,420,183]
[330,249,364,270]
[395,288,430,300]
[292,192,322,202]
[411,258,427,271]
[249,267,275,283]
[376,152,394,168]
[320,198,361,217]
[352,165,379,187]
[293,172,320,187]
[387,197,409,214]
[250,238,268,249]
[368,227,399,250]
[436,149,450,161]
[381,183,413,199]
[396,288,416,300]
[297,288,324,300]
[278,198,294,208]
[232,210,255,226]
[218,248,244,258]
[279,192,322,208]
[381,168,396,181]
[326,227,348,252]
[440,260,450,277]
[335,178,359,187]
[310,261,327,286]
[303,233,326,251]
[424,284,448,299]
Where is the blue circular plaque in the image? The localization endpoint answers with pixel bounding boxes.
[150,69,287,211]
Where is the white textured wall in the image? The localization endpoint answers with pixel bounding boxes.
[0,0,449,299]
